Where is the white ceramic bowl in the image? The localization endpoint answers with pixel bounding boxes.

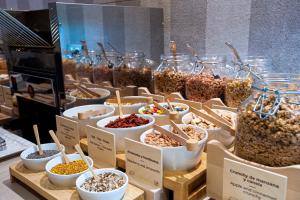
[97,114,155,152]
[140,124,207,171]
[70,88,111,106]
[104,96,148,115]
[45,153,93,187]
[63,104,115,138]
[138,102,189,125]
[20,143,64,172]
[182,110,236,148]
[76,168,128,200]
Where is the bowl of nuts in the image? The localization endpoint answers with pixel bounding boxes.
[20,143,64,172]
[45,153,93,187]
[140,124,207,171]
[63,104,115,138]
[182,110,236,148]
[97,114,155,152]
[70,88,111,106]
[76,168,128,200]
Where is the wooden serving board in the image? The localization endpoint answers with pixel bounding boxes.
[10,161,144,200]
[206,140,300,200]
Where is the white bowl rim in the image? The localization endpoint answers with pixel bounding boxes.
[63,104,115,120]
[138,102,189,116]
[20,143,64,162]
[45,153,93,177]
[76,168,128,194]
[140,124,208,150]
[70,88,111,100]
[97,114,155,130]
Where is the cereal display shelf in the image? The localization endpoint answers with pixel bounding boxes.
[80,138,207,200]
[9,160,144,200]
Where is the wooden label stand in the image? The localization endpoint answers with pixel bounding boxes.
[206,140,300,200]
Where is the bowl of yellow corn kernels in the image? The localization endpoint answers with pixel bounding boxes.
[45,153,93,187]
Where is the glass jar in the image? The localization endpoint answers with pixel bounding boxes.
[93,51,119,85]
[185,56,227,103]
[0,54,7,71]
[235,74,300,167]
[76,50,95,82]
[154,53,194,96]
[113,52,153,90]
[62,50,77,79]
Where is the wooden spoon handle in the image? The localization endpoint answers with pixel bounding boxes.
[49,130,70,164]
[33,125,43,155]
[169,120,189,140]
[74,144,96,177]
[202,105,232,126]
[153,101,169,114]
[116,90,123,117]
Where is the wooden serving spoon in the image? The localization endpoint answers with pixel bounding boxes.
[33,124,43,155]
[116,90,123,118]
[74,144,96,178]
[49,130,70,164]
[153,125,198,151]
[78,109,106,120]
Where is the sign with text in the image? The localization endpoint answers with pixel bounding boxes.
[56,115,79,153]
[125,138,163,188]
[86,125,116,168]
[2,86,13,107]
[223,158,287,200]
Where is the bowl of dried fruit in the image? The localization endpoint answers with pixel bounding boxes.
[70,88,111,106]
[104,96,149,115]
[63,104,115,138]
[140,124,208,171]
[76,168,128,200]
[45,153,93,187]
[20,143,65,172]
[182,109,236,148]
[97,114,155,152]
[138,102,189,125]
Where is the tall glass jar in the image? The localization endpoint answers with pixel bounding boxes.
[93,51,119,85]
[113,52,153,91]
[235,74,300,167]
[185,56,227,103]
[62,50,77,79]
[154,53,194,96]
[76,50,95,82]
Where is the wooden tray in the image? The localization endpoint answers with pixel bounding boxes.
[80,138,207,200]
[206,140,300,200]
[10,161,144,200]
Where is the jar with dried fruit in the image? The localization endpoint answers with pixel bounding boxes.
[154,53,194,97]
[185,56,227,103]
[235,74,300,167]
[93,51,119,85]
[113,52,154,91]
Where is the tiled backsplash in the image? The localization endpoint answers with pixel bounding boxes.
[0,0,299,72]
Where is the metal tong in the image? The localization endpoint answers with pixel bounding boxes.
[97,42,114,68]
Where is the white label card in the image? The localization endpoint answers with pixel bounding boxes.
[56,115,79,153]
[2,86,13,107]
[223,158,287,200]
[125,138,163,188]
[86,125,116,168]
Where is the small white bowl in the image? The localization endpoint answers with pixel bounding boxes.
[63,104,115,138]
[182,110,236,148]
[138,102,189,125]
[20,143,64,172]
[97,114,155,152]
[76,168,128,200]
[70,88,111,106]
[45,153,93,187]
[104,96,148,115]
[140,124,207,171]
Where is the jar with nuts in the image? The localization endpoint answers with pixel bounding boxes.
[185,56,227,103]
[62,50,77,80]
[154,53,194,97]
[76,41,94,83]
[113,52,154,92]
[235,78,300,167]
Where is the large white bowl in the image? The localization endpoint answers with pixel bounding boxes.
[70,88,111,106]
[76,168,128,200]
[140,124,207,171]
[45,153,93,187]
[97,114,155,152]
[20,143,64,172]
[104,96,148,115]
[182,110,236,148]
[138,102,189,125]
[63,104,115,138]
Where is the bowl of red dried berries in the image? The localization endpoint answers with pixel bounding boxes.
[97,114,155,152]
